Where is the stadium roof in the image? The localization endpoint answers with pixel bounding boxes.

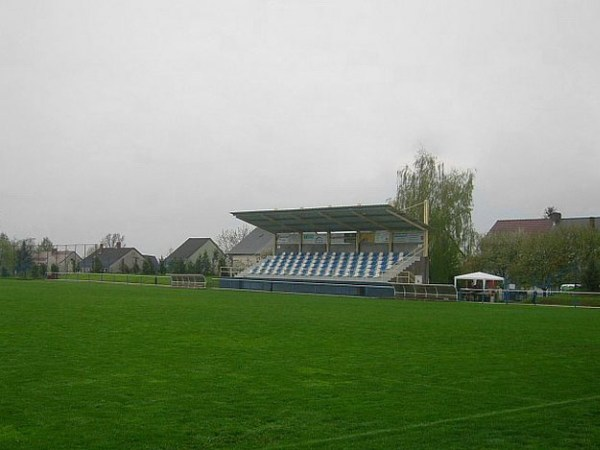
[231,204,428,234]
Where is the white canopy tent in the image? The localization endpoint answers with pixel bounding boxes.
[454,271,504,290]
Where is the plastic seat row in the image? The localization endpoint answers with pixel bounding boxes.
[246,251,403,279]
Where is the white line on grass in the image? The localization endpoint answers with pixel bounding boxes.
[268,394,600,449]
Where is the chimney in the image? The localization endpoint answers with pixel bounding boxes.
[99,243,104,249]
[549,211,562,226]
[117,242,122,249]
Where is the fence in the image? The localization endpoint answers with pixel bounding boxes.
[393,283,457,300]
[49,272,172,286]
[170,274,206,289]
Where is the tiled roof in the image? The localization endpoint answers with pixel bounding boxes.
[80,247,139,269]
[165,238,212,262]
[489,219,553,234]
[489,216,599,234]
[229,228,274,255]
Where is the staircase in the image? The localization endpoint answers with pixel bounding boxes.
[380,245,424,282]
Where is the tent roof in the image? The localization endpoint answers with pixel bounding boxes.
[231,204,428,234]
[454,271,504,282]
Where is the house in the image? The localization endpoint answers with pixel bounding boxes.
[228,227,274,270]
[165,238,225,272]
[80,244,146,273]
[489,212,599,234]
[33,249,82,272]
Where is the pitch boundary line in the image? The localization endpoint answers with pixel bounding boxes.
[269,394,600,449]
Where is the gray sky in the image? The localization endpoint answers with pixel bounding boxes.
[1,0,599,257]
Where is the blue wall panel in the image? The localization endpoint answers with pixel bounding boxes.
[220,277,395,298]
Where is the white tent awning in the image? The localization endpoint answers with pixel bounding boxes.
[454,271,504,288]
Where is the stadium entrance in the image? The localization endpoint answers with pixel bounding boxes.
[220,204,431,298]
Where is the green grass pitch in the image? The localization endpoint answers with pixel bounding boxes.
[0,280,598,449]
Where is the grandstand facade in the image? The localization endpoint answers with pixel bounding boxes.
[220,204,430,298]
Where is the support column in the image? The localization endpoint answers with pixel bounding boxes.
[299,232,303,253]
[326,232,331,252]
[388,231,393,253]
[355,231,360,253]
[273,233,278,255]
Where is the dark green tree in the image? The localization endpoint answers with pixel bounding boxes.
[0,233,15,276]
[580,228,600,291]
[582,256,599,292]
[169,258,186,274]
[15,240,34,277]
[158,257,167,275]
[142,257,155,275]
[131,259,140,274]
[201,251,212,275]
[119,259,130,274]
[92,255,104,273]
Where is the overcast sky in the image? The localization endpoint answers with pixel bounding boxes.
[1,0,599,257]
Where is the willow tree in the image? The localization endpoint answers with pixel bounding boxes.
[394,150,477,283]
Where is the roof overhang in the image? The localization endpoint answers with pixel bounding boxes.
[231,204,428,234]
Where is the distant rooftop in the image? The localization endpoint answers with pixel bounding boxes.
[229,228,274,255]
[165,238,213,262]
[489,213,599,234]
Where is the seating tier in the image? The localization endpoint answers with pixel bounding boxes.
[244,251,403,280]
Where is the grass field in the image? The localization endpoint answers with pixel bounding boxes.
[0,280,598,449]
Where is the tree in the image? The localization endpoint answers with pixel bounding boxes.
[119,259,130,274]
[142,257,155,275]
[216,226,250,253]
[0,233,15,276]
[201,251,212,275]
[37,237,54,252]
[15,239,34,277]
[475,231,525,282]
[158,257,167,275]
[32,263,48,278]
[213,249,226,275]
[394,149,477,283]
[169,258,186,274]
[580,228,600,292]
[467,225,600,289]
[131,259,140,274]
[582,256,599,292]
[100,233,126,248]
[92,255,104,273]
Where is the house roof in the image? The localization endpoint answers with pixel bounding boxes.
[165,238,214,262]
[231,204,428,234]
[229,228,274,255]
[80,247,141,269]
[489,216,600,234]
[489,219,553,234]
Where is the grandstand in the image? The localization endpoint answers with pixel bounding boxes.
[220,204,438,298]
